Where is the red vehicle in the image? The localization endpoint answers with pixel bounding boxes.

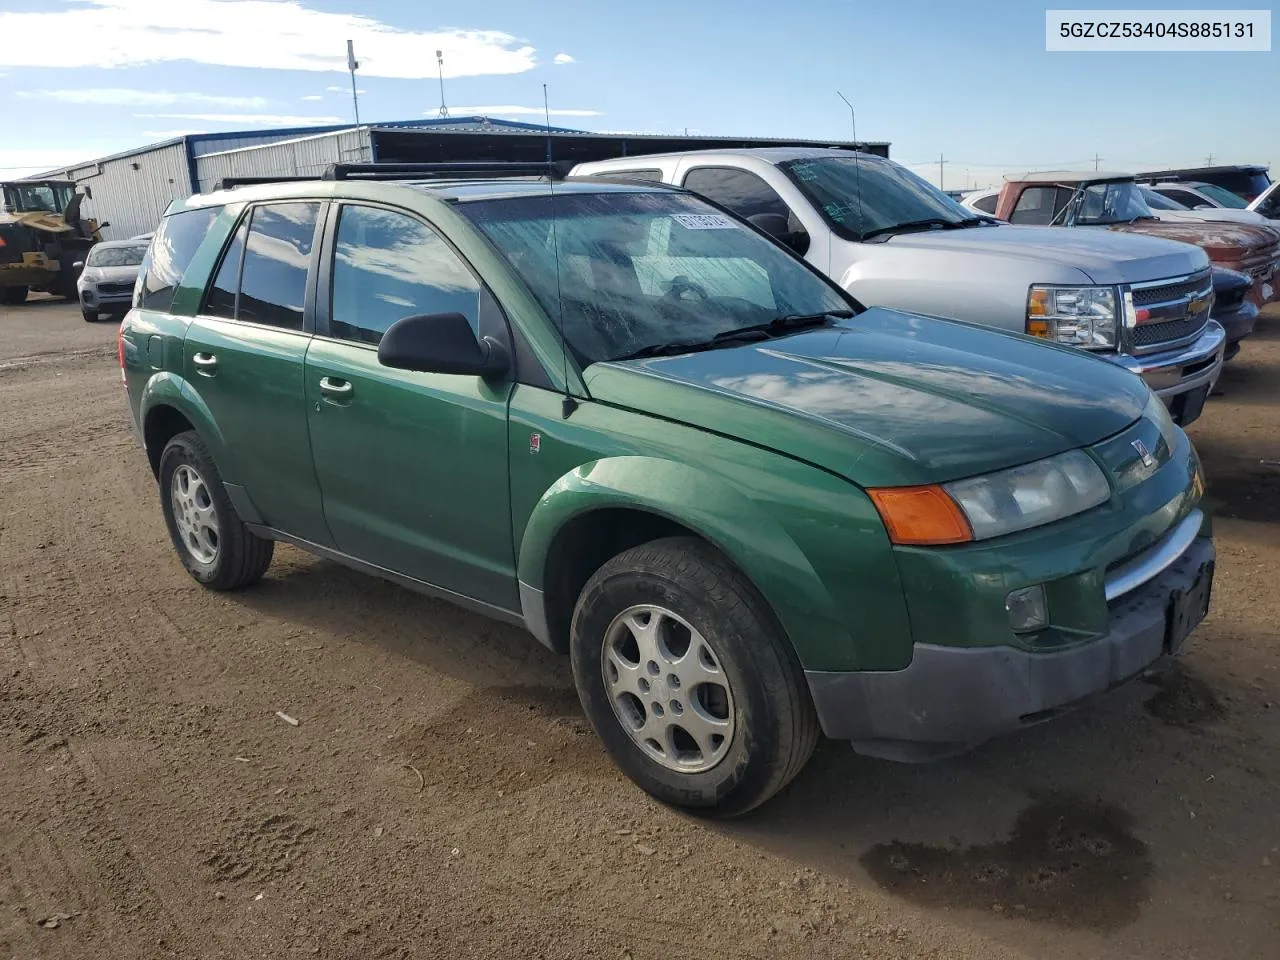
[995,172,1280,308]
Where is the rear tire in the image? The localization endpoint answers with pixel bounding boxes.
[1,286,28,306]
[570,536,819,817]
[158,431,274,590]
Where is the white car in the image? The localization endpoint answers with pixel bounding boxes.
[75,238,148,322]
[1138,186,1275,226]
[959,188,1000,217]
[1148,181,1256,213]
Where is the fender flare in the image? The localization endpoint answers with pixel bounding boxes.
[138,372,231,476]
[515,456,843,665]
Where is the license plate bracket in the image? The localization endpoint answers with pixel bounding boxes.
[1165,560,1214,653]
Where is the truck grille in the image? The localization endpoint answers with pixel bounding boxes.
[1127,269,1212,354]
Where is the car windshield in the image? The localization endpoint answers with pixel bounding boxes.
[1194,183,1248,209]
[88,244,148,267]
[459,190,853,366]
[778,156,979,240]
[1074,181,1153,225]
[1140,187,1186,211]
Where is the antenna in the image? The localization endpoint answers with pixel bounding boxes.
[346,40,361,126]
[836,91,866,239]
[436,50,449,118]
[543,83,576,418]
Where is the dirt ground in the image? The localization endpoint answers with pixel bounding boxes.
[1,295,1278,960]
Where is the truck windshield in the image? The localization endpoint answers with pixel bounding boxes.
[459,190,853,366]
[778,156,979,241]
[1073,181,1154,225]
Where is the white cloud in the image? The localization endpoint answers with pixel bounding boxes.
[449,105,601,117]
[325,85,365,94]
[0,0,539,79]
[135,112,344,125]
[553,53,575,64]
[141,129,210,138]
[301,95,323,101]
[18,88,267,108]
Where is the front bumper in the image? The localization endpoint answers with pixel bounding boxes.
[1216,300,1259,360]
[1109,319,1225,425]
[80,287,135,311]
[805,528,1214,762]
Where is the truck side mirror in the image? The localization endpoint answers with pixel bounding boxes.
[377,312,509,378]
[72,261,85,271]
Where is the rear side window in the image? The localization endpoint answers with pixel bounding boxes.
[203,217,248,320]
[328,204,481,345]
[1158,188,1207,208]
[137,206,220,312]
[682,167,791,222]
[1009,186,1071,225]
[971,193,998,214]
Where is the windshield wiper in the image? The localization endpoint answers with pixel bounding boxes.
[861,218,975,241]
[613,310,854,362]
[710,309,854,343]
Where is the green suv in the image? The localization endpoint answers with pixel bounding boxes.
[121,165,1214,815]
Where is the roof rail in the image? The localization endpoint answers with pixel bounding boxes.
[214,175,320,190]
[322,161,574,181]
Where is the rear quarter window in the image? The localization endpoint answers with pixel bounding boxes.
[137,206,222,312]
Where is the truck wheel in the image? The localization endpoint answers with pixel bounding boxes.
[570,537,819,817]
[157,430,273,591]
[1,286,28,305]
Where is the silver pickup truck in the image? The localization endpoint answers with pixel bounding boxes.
[571,148,1226,425]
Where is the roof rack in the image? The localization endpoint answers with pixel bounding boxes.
[214,175,320,190]
[322,161,575,181]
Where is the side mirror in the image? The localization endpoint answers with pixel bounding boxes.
[72,261,85,270]
[377,312,508,378]
[747,213,811,256]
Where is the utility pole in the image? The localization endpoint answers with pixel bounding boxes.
[1094,153,1103,170]
[938,153,947,191]
[1205,153,1214,166]
[346,40,361,126]
[436,50,449,118]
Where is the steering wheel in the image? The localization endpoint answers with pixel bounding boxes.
[662,275,709,302]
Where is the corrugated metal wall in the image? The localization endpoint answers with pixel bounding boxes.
[42,142,192,240]
[194,129,371,192]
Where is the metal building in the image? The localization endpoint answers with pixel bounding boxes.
[35,117,890,240]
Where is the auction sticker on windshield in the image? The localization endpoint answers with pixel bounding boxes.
[672,213,739,230]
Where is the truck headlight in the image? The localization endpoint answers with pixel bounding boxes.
[944,450,1111,540]
[1027,285,1118,349]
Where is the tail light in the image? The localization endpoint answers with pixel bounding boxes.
[118,323,127,384]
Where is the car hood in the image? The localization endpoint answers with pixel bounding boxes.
[1106,219,1280,259]
[81,265,140,283]
[1152,208,1272,227]
[585,308,1149,487]
[880,224,1205,285]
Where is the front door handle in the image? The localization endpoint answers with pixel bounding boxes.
[192,352,218,375]
[318,376,353,398]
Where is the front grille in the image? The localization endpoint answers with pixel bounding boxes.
[1133,314,1207,348]
[1132,272,1209,306]
[96,281,134,295]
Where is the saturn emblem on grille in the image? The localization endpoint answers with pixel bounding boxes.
[1131,438,1156,468]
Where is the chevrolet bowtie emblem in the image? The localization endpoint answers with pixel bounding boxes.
[1131,438,1156,468]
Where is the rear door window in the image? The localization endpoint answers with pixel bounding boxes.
[971,194,998,214]
[237,203,321,330]
[137,206,221,311]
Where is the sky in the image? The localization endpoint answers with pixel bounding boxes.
[0,0,1275,187]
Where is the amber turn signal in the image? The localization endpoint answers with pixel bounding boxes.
[867,484,974,546]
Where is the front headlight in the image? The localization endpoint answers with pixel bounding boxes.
[944,450,1111,540]
[1027,284,1118,349]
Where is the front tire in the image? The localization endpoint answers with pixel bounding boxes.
[158,431,274,590]
[82,307,99,323]
[570,537,819,817]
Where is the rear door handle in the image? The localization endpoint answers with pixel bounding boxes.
[192,352,218,375]
[318,376,353,398]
